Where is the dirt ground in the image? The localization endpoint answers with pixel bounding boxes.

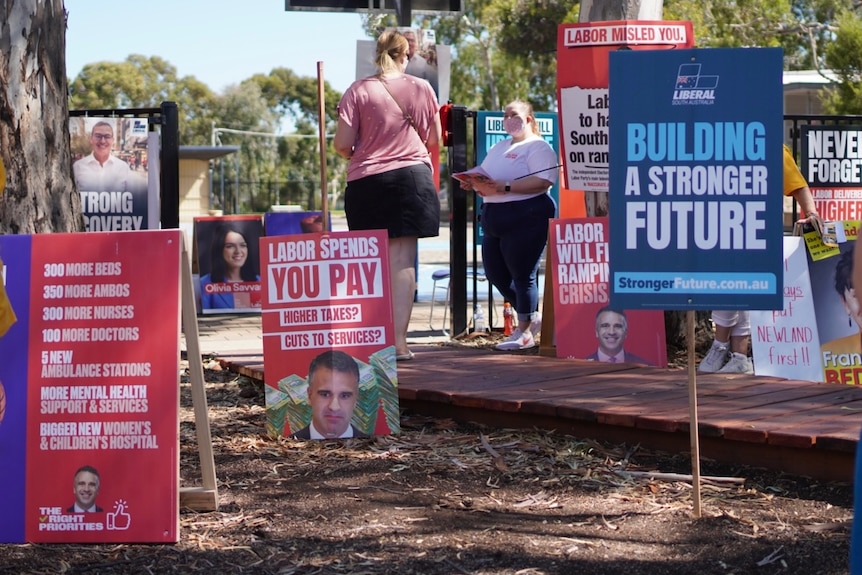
[0,359,855,575]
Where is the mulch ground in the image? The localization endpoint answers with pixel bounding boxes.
[0,355,853,575]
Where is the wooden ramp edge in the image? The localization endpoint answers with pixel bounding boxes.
[219,345,861,483]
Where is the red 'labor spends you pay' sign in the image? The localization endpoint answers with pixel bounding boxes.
[260,230,400,440]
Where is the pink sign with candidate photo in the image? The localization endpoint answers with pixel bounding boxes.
[549,217,667,366]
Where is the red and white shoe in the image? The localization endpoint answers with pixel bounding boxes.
[495,328,536,351]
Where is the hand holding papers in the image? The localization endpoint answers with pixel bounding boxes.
[453,163,563,197]
[806,213,831,244]
[797,218,844,261]
[453,166,497,197]
[793,214,835,245]
[453,166,493,187]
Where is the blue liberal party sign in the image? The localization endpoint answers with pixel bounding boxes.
[608,47,784,311]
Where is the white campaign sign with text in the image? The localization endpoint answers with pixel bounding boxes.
[751,236,823,382]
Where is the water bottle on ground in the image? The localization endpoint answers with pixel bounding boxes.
[473,303,487,333]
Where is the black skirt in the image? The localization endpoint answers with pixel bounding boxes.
[345,163,440,239]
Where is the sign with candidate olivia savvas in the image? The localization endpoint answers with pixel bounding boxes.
[608,47,785,311]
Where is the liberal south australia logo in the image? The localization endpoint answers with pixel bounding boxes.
[673,64,718,105]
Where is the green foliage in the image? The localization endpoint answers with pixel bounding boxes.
[664,0,792,47]
[664,0,856,70]
[67,0,862,215]
[785,0,848,69]
[495,0,577,58]
[210,81,279,213]
[823,10,862,114]
[248,68,349,211]
[69,54,350,214]
[68,55,218,144]
[409,0,575,112]
[250,68,342,128]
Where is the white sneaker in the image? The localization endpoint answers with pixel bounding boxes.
[529,314,542,337]
[718,353,754,374]
[496,328,536,350]
[698,344,729,373]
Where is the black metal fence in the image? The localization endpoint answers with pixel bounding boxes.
[210,178,327,215]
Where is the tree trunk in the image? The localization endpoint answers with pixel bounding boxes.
[665,309,715,354]
[579,0,664,219]
[579,0,714,349]
[0,0,82,234]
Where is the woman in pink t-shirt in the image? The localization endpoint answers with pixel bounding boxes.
[334,30,442,361]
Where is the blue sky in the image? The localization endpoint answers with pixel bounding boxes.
[65,0,370,95]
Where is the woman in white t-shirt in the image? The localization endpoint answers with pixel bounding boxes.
[464,100,558,351]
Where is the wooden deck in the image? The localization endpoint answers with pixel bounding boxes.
[217,344,862,483]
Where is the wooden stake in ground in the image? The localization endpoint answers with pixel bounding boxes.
[576,0,706,515]
[686,310,702,517]
[179,237,219,511]
[317,61,329,230]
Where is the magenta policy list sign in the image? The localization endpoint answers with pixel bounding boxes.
[0,230,181,543]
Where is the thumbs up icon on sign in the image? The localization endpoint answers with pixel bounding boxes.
[107,500,131,531]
